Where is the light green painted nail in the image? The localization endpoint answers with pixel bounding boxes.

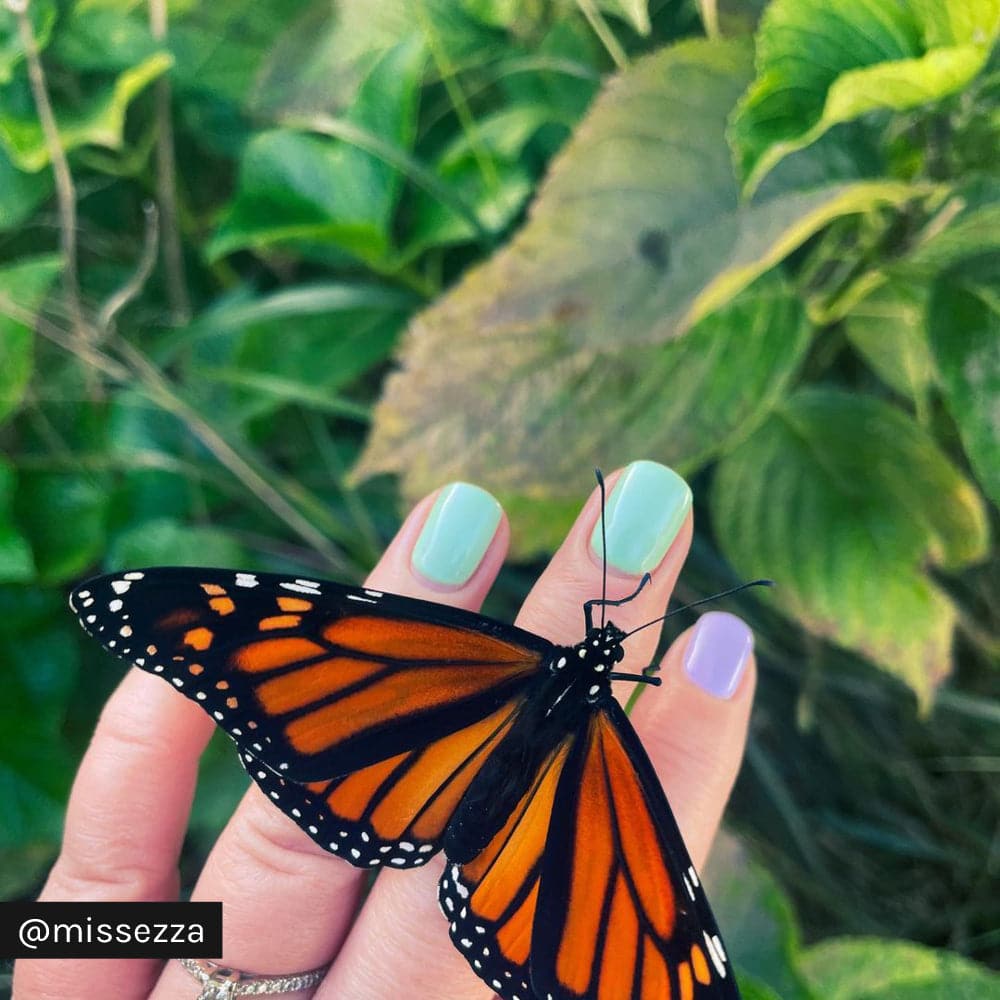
[412,483,502,587]
[590,461,692,574]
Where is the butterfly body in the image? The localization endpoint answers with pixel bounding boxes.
[70,567,740,999]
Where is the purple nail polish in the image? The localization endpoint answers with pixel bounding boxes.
[683,611,753,699]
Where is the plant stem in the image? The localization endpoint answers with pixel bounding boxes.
[148,0,191,323]
[8,0,87,348]
[574,0,628,70]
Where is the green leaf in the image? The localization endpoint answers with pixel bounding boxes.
[403,104,552,257]
[0,460,34,583]
[0,585,79,851]
[208,36,425,263]
[107,519,248,569]
[845,278,936,403]
[731,0,1000,193]
[0,253,62,425]
[800,938,1000,1000]
[14,472,110,585]
[0,51,173,171]
[168,0,316,105]
[377,38,924,355]
[355,273,813,552]
[251,0,490,119]
[0,144,51,229]
[50,3,160,72]
[0,0,55,85]
[928,270,1000,507]
[704,830,814,1000]
[711,388,989,708]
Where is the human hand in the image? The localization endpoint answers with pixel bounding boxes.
[15,462,756,1000]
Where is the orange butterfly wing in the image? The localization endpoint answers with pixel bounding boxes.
[441,701,737,999]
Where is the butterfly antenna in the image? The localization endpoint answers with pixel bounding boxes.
[624,579,774,639]
[596,468,608,629]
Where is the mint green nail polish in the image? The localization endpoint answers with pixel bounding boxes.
[412,483,502,587]
[590,461,692,574]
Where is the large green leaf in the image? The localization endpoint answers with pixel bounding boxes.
[711,389,989,708]
[928,269,1000,507]
[355,274,812,551]
[0,52,173,171]
[208,37,425,263]
[0,253,62,426]
[844,278,936,404]
[373,38,922,357]
[800,938,1000,999]
[731,0,1000,193]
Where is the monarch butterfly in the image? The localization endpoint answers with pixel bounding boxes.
[69,489,752,1000]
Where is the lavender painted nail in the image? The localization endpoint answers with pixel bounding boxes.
[683,611,753,699]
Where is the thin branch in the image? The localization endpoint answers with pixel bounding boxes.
[7,0,87,345]
[97,200,159,334]
[148,0,191,323]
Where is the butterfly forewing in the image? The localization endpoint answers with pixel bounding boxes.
[69,567,549,867]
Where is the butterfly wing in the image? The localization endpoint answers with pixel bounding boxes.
[70,567,549,868]
[440,698,738,1000]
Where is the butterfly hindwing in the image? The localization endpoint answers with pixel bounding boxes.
[441,699,736,1000]
[241,691,523,869]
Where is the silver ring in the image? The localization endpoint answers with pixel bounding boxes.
[179,957,328,998]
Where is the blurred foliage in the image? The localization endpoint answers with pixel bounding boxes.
[0,0,997,994]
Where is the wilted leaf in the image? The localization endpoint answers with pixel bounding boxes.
[711,389,989,708]
[928,269,1000,506]
[375,38,922,358]
[704,830,814,1000]
[731,0,1000,192]
[800,938,1000,1000]
[355,274,812,551]
[0,253,62,425]
[845,279,936,403]
[208,37,425,263]
[0,52,173,171]
[0,460,34,583]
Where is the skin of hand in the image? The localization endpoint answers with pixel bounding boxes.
[14,466,756,1000]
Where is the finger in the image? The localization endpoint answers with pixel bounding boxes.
[319,461,694,1000]
[14,669,215,1000]
[631,611,756,869]
[151,483,508,998]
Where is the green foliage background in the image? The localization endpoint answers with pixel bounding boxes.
[1,0,998,995]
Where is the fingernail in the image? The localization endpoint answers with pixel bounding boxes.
[411,483,502,587]
[590,461,692,574]
[683,611,753,699]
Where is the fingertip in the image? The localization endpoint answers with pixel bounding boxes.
[370,483,509,608]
